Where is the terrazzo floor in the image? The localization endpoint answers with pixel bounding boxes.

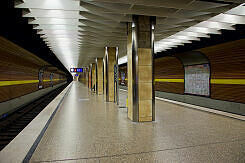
[30,82,245,163]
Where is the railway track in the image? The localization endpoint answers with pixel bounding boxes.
[0,83,69,151]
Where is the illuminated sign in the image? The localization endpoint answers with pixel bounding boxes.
[70,68,83,73]
[77,68,83,72]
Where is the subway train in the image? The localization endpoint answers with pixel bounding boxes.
[0,36,69,119]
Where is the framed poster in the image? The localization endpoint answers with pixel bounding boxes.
[184,64,210,96]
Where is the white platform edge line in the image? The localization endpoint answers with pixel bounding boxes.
[0,82,73,163]
[119,88,245,121]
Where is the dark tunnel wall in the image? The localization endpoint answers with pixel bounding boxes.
[119,38,245,105]
[0,37,67,103]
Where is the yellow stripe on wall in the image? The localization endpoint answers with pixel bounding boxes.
[154,79,184,83]
[211,79,245,85]
[0,79,64,87]
[120,78,245,85]
[155,79,245,85]
[0,80,39,86]
[43,79,62,82]
[2,78,244,87]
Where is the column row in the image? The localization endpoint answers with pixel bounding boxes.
[81,15,156,122]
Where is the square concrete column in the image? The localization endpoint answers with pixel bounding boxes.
[104,47,118,102]
[91,63,96,92]
[103,57,106,100]
[127,15,156,122]
[96,58,103,95]
[85,67,89,86]
[88,65,91,89]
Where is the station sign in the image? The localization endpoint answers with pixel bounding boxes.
[70,68,83,73]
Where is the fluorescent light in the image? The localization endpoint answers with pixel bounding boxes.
[29,18,80,25]
[34,25,80,30]
[209,13,245,24]
[194,21,235,30]
[157,41,184,46]
[226,4,245,16]
[175,31,210,38]
[169,35,200,41]
[24,9,82,19]
[160,39,192,44]
[15,0,80,10]
[184,27,221,34]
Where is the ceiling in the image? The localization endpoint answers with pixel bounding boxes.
[15,0,245,70]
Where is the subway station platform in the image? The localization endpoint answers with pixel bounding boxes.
[2,81,244,162]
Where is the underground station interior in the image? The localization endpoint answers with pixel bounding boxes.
[0,0,245,162]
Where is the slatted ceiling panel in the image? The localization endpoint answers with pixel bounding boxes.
[0,83,39,103]
[16,0,242,66]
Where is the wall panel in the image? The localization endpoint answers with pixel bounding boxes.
[200,38,245,103]
[154,57,184,94]
[0,36,67,103]
[119,38,245,105]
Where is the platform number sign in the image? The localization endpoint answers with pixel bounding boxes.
[70,68,83,73]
